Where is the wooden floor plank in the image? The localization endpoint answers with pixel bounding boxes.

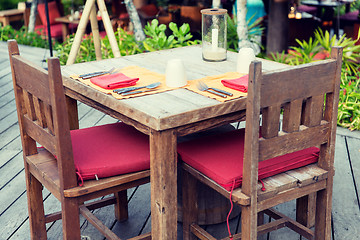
[346,136,360,208]
[332,135,360,239]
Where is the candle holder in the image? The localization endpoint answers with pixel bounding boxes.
[201,8,227,62]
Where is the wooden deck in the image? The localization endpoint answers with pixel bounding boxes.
[0,41,359,239]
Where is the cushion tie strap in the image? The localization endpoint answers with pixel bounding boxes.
[227,179,236,240]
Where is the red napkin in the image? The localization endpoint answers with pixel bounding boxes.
[221,74,249,93]
[90,73,139,90]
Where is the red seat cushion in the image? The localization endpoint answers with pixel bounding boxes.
[37,1,61,26]
[178,128,319,191]
[35,23,63,38]
[70,122,150,182]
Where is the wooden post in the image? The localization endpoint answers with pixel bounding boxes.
[89,4,102,60]
[96,0,120,58]
[66,0,120,65]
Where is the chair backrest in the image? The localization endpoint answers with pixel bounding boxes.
[242,47,343,197]
[8,39,78,190]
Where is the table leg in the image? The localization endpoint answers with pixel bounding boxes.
[61,23,69,42]
[4,17,10,26]
[150,129,177,239]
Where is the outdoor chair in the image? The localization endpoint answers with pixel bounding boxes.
[8,39,151,240]
[35,0,76,40]
[178,47,342,239]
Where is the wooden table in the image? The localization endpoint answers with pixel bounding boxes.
[301,0,352,36]
[61,45,287,239]
[0,9,25,27]
[55,15,80,42]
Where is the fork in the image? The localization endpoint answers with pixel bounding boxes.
[80,67,116,79]
[198,81,233,97]
[196,81,228,98]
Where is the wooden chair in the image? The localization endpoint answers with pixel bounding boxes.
[8,39,151,240]
[178,47,343,239]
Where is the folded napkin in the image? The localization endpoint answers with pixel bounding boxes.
[90,73,139,90]
[221,74,249,93]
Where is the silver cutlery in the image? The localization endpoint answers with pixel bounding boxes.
[198,80,233,97]
[80,67,116,79]
[114,82,161,94]
[196,81,228,98]
[121,89,158,96]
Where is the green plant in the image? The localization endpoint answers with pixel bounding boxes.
[315,28,360,75]
[0,0,23,11]
[143,19,200,52]
[338,68,360,130]
[143,19,175,51]
[55,28,145,65]
[226,14,264,52]
[0,25,51,48]
[268,50,290,64]
[287,37,321,65]
[265,28,360,131]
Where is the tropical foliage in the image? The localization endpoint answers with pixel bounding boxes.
[55,19,200,65]
[267,28,360,130]
[0,25,52,48]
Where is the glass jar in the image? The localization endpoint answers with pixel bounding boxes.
[201,8,227,62]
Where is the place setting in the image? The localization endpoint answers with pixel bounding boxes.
[185,47,256,102]
[70,65,174,99]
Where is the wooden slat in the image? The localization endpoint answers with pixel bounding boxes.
[260,60,336,108]
[182,163,251,206]
[44,197,117,223]
[23,115,56,155]
[23,90,36,121]
[286,164,328,187]
[64,172,150,199]
[258,172,299,201]
[261,105,281,138]
[79,205,122,240]
[44,104,54,134]
[259,122,330,161]
[12,56,51,105]
[190,224,217,240]
[257,180,327,212]
[177,110,246,137]
[33,97,47,128]
[302,95,325,127]
[282,99,302,132]
[26,150,62,200]
[265,208,315,239]
[257,164,328,202]
[128,232,152,240]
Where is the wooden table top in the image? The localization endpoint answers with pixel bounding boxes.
[61,46,288,131]
[0,9,24,17]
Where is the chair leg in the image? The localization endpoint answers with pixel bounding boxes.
[257,212,267,240]
[26,172,47,240]
[241,204,258,240]
[114,190,128,222]
[296,193,316,228]
[62,198,81,239]
[182,170,198,240]
[315,188,332,239]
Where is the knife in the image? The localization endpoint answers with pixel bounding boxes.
[209,87,233,97]
[79,71,105,78]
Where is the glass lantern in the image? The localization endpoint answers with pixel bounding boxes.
[201,8,227,62]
